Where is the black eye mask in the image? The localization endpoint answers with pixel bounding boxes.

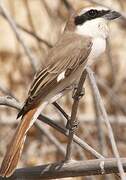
[75,9,110,25]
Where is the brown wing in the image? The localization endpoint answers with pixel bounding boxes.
[17,32,92,118]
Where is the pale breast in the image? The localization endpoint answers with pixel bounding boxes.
[88,37,106,65]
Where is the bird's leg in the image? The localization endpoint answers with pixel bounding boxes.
[72,84,85,99]
[66,86,85,129]
[68,86,85,133]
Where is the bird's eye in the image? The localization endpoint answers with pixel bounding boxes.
[88,9,98,17]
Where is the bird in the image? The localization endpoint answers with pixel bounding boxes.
[0,6,121,177]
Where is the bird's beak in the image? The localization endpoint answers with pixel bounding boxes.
[104,10,121,20]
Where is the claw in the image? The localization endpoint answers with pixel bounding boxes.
[65,116,71,129]
[72,87,85,100]
[66,118,79,132]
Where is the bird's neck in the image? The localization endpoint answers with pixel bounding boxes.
[87,37,106,65]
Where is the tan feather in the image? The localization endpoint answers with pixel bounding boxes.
[22,32,92,116]
[0,108,37,177]
[3,136,26,177]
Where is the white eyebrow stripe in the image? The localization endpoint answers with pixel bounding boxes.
[57,71,66,82]
[79,6,108,16]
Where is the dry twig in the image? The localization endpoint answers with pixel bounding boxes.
[53,101,70,120]
[90,81,107,156]
[86,66,126,180]
[17,24,52,48]
[0,84,17,100]
[35,121,66,156]
[62,0,74,11]
[96,77,126,114]
[0,3,37,72]
[65,70,87,161]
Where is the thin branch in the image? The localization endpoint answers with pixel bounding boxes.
[0,96,21,110]
[65,70,87,161]
[42,0,56,19]
[53,102,70,120]
[35,121,66,156]
[96,77,126,114]
[90,91,110,180]
[0,3,53,47]
[0,84,17,100]
[117,0,125,11]
[91,83,107,156]
[62,0,74,11]
[3,158,126,179]
[86,66,126,180]
[106,38,116,84]
[17,24,52,48]
[24,0,47,59]
[0,3,37,72]
[0,96,103,159]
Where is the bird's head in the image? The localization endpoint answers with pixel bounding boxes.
[66,6,121,39]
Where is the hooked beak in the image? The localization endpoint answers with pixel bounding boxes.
[104,10,121,20]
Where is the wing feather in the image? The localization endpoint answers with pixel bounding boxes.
[17,32,92,117]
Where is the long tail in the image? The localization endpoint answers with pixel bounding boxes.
[0,102,47,177]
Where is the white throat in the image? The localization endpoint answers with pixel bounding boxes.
[76,17,109,39]
[76,18,109,63]
[88,37,106,64]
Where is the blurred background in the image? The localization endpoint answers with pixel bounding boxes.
[0,0,126,179]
